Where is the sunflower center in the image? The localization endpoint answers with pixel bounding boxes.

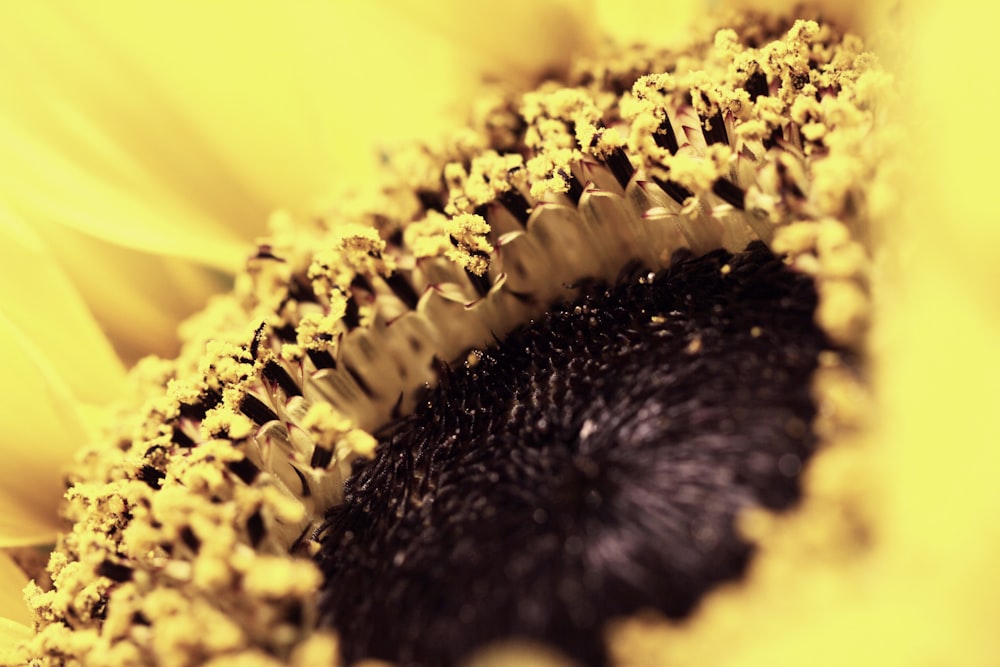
[316,241,834,666]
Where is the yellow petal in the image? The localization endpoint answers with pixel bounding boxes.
[0,5,253,272]
[594,0,698,47]
[0,2,498,363]
[385,0,600,81]
[0,313,87,546]
[905,0,1000,293]
[0,555,31,627]
[5,1,484,221]
[875,2,1000,660]
[27,222,231,363]
[0,618,31,667]
[0,207,124,404]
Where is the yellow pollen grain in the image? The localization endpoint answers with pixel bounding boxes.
[445,150,526,214]
[404,210,455,260]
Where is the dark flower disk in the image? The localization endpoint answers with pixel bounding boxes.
[319,242,837,666]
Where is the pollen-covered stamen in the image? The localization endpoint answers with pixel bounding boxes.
[317,242,839,667]
[653,116,680,154]
[713,176,747,209]
[700,109,730,146]
[604,146,636,188]
[236,18,881,438]
[239,393,280,426]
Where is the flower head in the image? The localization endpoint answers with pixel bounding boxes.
[2,1,999,666]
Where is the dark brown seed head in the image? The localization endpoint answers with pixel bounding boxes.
[317,242,836,666]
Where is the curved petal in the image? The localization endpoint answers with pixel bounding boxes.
[0,5,254,272]
[0,556,31,627]
[0,2,503,364]
[0,1,487,238]
[594,0,698,47]
[0,207,125,404]
[27,222,231,363]
[876,2,1000,658]
[384,0,600,81]
[0,313,88,546]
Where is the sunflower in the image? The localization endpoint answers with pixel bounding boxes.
[0,0,588,586]
[3,1,999,666]
[0,0,583,653]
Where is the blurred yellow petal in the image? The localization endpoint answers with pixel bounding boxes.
[877,1,1000,659]
[0,618,31,667]
[20,1,483,217]
[385,0,599,80]
[0,314,87,546]
[0,556,31,627]
[594,0,698,46]
[0,5,255,272]
[0,208,124,403]
[904,0,1000,295]
[0,1,503,362]
[30,223,231,363]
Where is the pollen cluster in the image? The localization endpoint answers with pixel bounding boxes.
[10,12,889,666]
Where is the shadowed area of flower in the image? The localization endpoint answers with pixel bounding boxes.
[318,241,836,666]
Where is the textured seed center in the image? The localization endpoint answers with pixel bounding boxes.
[317,242,834,667]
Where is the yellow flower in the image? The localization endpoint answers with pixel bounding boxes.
[3,0,999,665]
[0,0,591,646]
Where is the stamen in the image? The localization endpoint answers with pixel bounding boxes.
[180,526,201,552]
[226,457,260,485]
[653,117,680,155]
[170,425,195,447]
[247,511,266,548]
[239,393,280,426]
[306,348,338,370]
[604,146,636,188]
[463,265,493,297]
[96,561,134,584]
[262,360,302,398]
[138,464,166,489]
[652,176,695,205]
[560,168,585,204]
[745,70,769,101]
[498,188,533,225]
[343,296,361,329]
[700,110,730,146]
[712,177,747,209]
[310,446,334,469]
[249,321,267,360]
[385,272,421,310]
